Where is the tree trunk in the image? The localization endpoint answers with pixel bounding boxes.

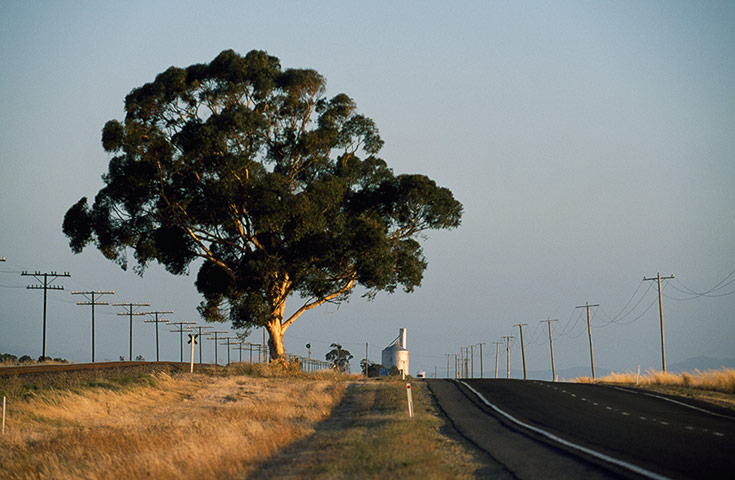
[266,321,286,363]
[266,309,287,364]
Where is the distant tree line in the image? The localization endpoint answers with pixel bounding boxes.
[0,353,69,364]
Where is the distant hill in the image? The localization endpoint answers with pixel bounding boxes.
[518,356,735,381]
[667,356,735,373]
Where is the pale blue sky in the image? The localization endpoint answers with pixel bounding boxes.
[1,1,733,377]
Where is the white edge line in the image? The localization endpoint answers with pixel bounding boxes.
[457,380,672,480]
[608,386,734,420]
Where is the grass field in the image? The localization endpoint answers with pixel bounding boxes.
[0,365,489,479]
[0,364,344,479]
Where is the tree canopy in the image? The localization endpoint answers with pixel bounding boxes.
[63,49,462,361]
[326,343,353,372]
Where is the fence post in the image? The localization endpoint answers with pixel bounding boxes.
[406,384,414,418]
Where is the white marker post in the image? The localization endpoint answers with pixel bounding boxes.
[188,333,198,373]
[2,396,6,435]
[406,383,414,418]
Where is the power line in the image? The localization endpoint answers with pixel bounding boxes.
[672,270,735,297]
[602,279,649,324]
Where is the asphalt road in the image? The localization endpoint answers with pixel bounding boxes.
[427,379,735,480]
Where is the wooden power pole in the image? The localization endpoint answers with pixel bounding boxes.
[113,302,149,361]
[502,336,514,379]
[576,302,599,379]
[540,318,559,381]
[22,271,71,359]
[513,323,528,380]
[72,290,114,362]
[644,273,675,372]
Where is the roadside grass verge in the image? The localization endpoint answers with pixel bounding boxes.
[251,380,493,479]
[0,364,346,479]
[573,367,735,410]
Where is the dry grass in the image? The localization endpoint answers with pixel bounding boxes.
[575,367,735,393]
[0,367,345,479]
[573,367,735,410]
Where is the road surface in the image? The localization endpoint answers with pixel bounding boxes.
[427,379,735,479]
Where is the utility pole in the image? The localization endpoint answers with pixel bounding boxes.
[239,339,248,363]
[477,343,485,378]
[464,347,470,378]
[72,290,114,363]
[143,310,173,361]
[169,321,196,362]
[644,273,675,372]
[502,336,514,379]
[514,323,528,380]
[189,325,213,364]
[113,302,149,361]
[219,336,236,365]
[365,342,369,379]
[493,341,501,379]
[207,330,229,365]
[22,271,70,359]
[541,319,559,381]
[470,344,475,378]
[576,302,600,379]
[459,347,465,378]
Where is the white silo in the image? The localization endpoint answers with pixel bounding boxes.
[382,328,410,376]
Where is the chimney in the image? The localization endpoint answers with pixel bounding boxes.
[399,328,407,349]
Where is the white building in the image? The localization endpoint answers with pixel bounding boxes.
[381,328,409,376]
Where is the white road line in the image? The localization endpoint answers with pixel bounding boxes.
[608,386,734,420]
[458,381,673,480]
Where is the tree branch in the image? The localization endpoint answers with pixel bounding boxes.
[281,276,356,331]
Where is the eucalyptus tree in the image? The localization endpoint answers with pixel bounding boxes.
[326,343,353,373]
[63,49,462,362]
